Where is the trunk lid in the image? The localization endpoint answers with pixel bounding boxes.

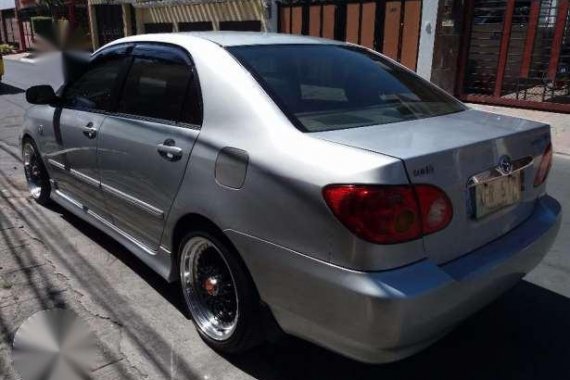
[312,109,551,264]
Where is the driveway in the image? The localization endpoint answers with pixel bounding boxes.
[0,58,569,379]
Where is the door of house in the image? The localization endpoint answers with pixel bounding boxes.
[6,17,18,45]
[22,21,33,49]
[95,4,124,46]
[277,0,422,70]
[457,0,570,112]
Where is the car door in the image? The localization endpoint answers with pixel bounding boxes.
[48,44,132,221]
[97,43,202,250]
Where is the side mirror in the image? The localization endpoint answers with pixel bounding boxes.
[26,85,58,105]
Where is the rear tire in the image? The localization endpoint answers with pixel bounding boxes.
[178,229,263,353]
[22,138,51,205]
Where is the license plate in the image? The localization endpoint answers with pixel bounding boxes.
[473,172,522,219]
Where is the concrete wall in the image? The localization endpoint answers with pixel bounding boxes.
[416,0,438,80]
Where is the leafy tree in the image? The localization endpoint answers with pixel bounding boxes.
[36,0,64,17]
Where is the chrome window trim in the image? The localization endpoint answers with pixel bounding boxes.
[111,112,178,127]
[105,113,201,130]
[176,122,201,131]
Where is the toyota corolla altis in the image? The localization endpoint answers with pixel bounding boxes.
[20,32,561,363]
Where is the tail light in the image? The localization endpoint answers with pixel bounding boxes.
[323,184,453,244]
[534,143,553,187]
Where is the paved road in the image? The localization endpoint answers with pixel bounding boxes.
[0,60,569,379]
[2,54,64,90]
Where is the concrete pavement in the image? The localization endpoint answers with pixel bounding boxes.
[2,53,64,91]
[1,58,570,379]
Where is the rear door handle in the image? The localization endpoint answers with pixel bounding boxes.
[82,122,97,139]
[157,140,183,161]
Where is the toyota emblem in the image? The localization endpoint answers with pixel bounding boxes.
[498,156,513,174]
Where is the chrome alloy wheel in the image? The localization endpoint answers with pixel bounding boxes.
[22,142,43,199]
[180,236,239,341]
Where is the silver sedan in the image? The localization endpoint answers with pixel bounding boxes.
[20,32,561,363]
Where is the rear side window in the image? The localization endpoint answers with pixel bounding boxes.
[229,45,466,132]
[117,57,193,122]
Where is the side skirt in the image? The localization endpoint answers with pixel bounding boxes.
[50,188,176,282]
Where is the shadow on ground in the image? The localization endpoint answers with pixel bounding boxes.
[0,83,24,95]
[0,144,201,379]
[49,201,187,314]
[46,201,570,380]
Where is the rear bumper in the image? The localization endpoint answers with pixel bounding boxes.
[227,195,561,364]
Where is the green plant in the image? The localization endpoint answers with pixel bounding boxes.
[36,0,64,16]
[0,44,14,56]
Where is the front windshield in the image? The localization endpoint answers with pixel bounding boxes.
[228,44,466,132]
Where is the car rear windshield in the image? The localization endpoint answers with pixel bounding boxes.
[228,44,466,132]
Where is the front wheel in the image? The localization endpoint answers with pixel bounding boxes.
[22,139,51,205]
[178,230,263,353]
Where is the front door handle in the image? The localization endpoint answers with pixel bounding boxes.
[82,122,97,139]
[157,139,183,161]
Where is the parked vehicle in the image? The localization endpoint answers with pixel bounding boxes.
[21,32,561,363]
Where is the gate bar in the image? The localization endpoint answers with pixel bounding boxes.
[455,0,474,97]
[493,0,516,97]
[519,0,540,78]
[547,0,569,80]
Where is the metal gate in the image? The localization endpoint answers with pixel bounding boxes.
[3,16,18,45]
[277,0,422,70]
[95,4,124,46]
[457,0,570,112]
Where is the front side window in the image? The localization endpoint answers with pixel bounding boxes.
[117,56,193,122]
[229,45,466,132]
[62,56,129,111]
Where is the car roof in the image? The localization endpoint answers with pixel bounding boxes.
[182,31,345,46]
[109,31,345,48]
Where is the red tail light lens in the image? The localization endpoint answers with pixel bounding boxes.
[534,143,553,187]
[415,185,453,235]
[323,184,452,244]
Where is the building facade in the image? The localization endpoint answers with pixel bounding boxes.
[0,0,19,46]
[88,0,271,48]
[1,0,91,50]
